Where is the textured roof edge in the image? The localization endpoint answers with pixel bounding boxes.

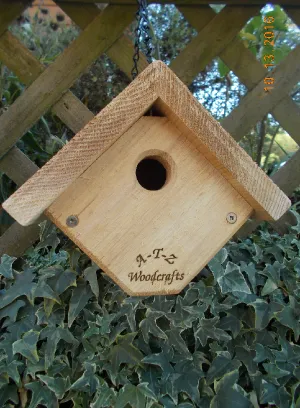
[3,61,290,225]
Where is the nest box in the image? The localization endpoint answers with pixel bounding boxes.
[3,61,290,296]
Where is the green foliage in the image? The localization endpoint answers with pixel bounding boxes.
[1,215,300,407]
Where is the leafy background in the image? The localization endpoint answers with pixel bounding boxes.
[1,209,300,408]
[0,3,300,408]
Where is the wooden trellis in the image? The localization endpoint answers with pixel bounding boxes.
[0,0,299,257]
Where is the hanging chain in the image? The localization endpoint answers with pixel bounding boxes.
[131,0,153,80]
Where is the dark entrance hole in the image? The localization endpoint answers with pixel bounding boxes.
[136,157,167,191]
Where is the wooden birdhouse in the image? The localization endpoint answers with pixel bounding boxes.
[3,61,290,296]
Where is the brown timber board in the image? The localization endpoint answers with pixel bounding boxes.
[3,62,290,226]
[46,116,253,296]
[171,6,260,85]
[0,5,136,159]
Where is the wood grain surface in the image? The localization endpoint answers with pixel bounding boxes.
[46,116,252,296]
[3,61,290,226]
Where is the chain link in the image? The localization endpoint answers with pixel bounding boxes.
[131,0,153,80]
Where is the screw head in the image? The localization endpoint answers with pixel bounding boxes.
[66,215,79,228]
[226,212,237,224]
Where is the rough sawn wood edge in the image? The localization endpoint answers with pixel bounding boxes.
[3,61,290,225]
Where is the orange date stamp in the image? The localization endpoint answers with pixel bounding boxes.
[263,16,275,92]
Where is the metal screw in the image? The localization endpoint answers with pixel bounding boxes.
[226,212,237,224]
[66,215,79,228]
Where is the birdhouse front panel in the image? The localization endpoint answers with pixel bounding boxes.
[3,61,290,296]
[46,116,252,295]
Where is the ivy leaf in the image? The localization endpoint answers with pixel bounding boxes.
[264,246,285,264]
[212,262,251,295]
[115,383,157,408]
[166,325,191,357]
[294,366,300,380]
[12,330,40,364]
[0,384,19,406]
[275,296,300,341]
[272,338,300,365]
[147,295,175,313]
[25,381,57,408]
[96,312,116,335]
[70,362,99,395]
[90,378,117,408]
[2,360,24,387]
[263,363,290,386]
[40,326,78,369]
[107,333,144,379]
[208,248,228,277]
[167,353,206,404]
[260,382,291,408]
[206,352,241,384]
[240,262,257,292]
[260,262,282,296]
[139,365,161,398]
[0,372,9,389]
[254,344,274,364]
[38,374,70,399]
[211,248,228,265]
[68,278,93,327]
[235,346,257,376]
[140,310,167,342]
[0,254,16,279]
[143,345,174,381]
[211,370,251,408]
[35,221,60,251]
[44,266,77,295]
[195,317,231,347]
[84,264,100,298]
[36,305,65,327]
[0,299,26,327]
[251,299,282,330]
[219,313,242,338]
[168,295,207,329]
[0,268,37,308]
[34,279,61,304]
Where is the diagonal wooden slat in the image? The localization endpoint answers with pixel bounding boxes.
[0,3,135,256]
[56,1,103,27]
[58,1,148,78]
[0,147,38,186]
[0,31,44,83]
[0,30,94,133]
[0,0,42,256]
[272,150,300,195]
[0,221,41,258]
[221,44,300,139]
[0,1,28,36]
[272,100,300,144]
[237,149,300,237]
[170,6,260,85]
[181,6,300,145]
[0,5,136,159]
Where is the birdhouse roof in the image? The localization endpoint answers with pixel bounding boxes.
[3,61,290,226]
